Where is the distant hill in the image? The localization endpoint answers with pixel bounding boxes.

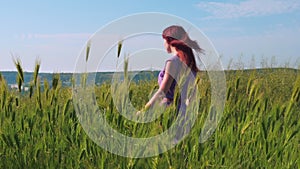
[1,68,298,90]
[0,71,160,88]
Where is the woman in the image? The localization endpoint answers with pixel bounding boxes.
[137,25,203,114]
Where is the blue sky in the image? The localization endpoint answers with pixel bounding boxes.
[0,0,300,72]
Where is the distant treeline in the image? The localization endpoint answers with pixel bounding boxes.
[1,68,298,88]
[0,71,160,88]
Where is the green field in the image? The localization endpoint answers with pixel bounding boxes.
[0,64,299,168]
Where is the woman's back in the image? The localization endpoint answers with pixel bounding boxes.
[158,55,197,107]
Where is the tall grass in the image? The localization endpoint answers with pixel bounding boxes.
[0,58,299,168]
[13,58,24,92]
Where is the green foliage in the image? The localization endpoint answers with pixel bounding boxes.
[0,66,299,168]
[33,59,41,86]
[13,58,24,92]
[117,40,123,58]
[86,40,91,62]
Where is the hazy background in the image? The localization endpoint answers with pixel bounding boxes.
[0,0,300,72]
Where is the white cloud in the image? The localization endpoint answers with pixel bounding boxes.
[16,33,92,40]
[33,33,92,39]
[211,26,300,68]
[197,0,300,19]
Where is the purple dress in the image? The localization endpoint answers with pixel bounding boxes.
[159,56,198,142]
[158,56,178,104]
[158,69,177,102]
[158,55,197,106]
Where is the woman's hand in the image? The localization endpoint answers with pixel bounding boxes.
[136,103,151,116]
[136,110,144,116]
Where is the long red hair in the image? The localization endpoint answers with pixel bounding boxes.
[162,25,203,72]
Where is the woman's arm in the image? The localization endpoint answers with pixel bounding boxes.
[144,61,175,110]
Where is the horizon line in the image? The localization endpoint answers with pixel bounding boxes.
[0,66,299,74]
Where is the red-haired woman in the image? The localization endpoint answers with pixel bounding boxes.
[137,25,202,115]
